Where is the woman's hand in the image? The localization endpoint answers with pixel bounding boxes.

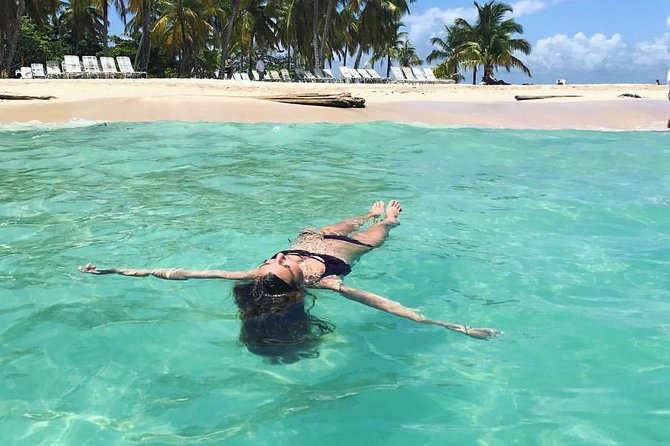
[79,263,103,274]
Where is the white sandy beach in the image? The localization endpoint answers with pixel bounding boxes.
[1,79,668,130]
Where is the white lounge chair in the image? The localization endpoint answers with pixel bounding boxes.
[232,72,243,80]
[322,68,338,82]
[402,67,419,82]
[366,68,385,83]
[303,70,318,82]
[82,56,103,78]
[63,55,84,78]
[411,66,428,82]
[356,68,373,83]
[20,67,33,79]
[422,67,454,84]
[46,61,64,78]
[390,66,406,83]
[116,56,146,78]
[250,69,260,81]
[100,57,120,78]
[268,70,282,81]
[280,68,292,82]
[240,72,250,81]
[31,63,46,78]
[338,66,354,83]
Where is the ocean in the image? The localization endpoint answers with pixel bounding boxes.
[1,121,669,445]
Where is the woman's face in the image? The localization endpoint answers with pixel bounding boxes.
[258,253,304,287]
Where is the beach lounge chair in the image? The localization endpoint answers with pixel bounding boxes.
[411,66,428,82]
[116,56,146,78]
[322,68,338,82]
[63,55,84,78]
[268,70,282,81]
[31,63,46,79]
[402,67,419,82]
[294,68,309,82]
[280,68,292,82]
[390,66,406,83]
[100,57,120,78]
[422,67,454,84]
[303,70,318,82]
[366,68,385,83]
[20,67,33,79]
[232,72,243,80]
[347,68,364,83]
[250,69,260,81]
[337,66,352,83]
[356,68,373,83]
[46,60,64,78]
[240,72,250,81]
[82,56,103,78]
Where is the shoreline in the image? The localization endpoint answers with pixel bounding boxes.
[1,79,668,130]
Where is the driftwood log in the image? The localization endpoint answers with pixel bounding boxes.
[261,92,365,108]
[515,94,583,101]
[0,94,55,100]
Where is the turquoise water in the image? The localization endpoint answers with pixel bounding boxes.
[1,121,669,445]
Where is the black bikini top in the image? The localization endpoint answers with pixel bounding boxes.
[271,249,352,279]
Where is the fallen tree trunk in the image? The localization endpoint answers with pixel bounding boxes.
[0,93,56,100]
[515,94,582,101]
[261,92,365,108]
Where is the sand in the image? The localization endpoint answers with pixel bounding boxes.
[1,78,668,130]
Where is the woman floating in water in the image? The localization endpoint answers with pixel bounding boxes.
[81,200,498,360]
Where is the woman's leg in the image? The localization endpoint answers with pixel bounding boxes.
[317,201,385,235]
[349,200,402,247]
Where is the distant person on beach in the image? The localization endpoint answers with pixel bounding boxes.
[80,200,498,362]
[225,58,233,79]
[255,57,265,81]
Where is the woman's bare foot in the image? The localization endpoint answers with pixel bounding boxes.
[384,200,402,223]
[369,200,385,218]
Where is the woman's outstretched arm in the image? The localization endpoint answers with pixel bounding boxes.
[79,263,258,281]
[313,277,499,339]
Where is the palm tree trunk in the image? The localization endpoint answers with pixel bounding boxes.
[219,0,238,79]
[102,3,109,55]
[386,55,391,77]
[1,0,25,75]
[472,66,477,85]
[312,0,319,69]
[134,0,152,71]
[353,46,363,69]
[316,0,335,69]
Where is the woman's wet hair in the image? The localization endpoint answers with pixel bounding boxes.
[232,273,334,364]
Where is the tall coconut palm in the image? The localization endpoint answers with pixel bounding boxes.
[427,23,467,82]
[218,0,237,78]
[152,0,212,76]
[95,0,127,55]
[1,0,26,74]
[453,1,531,84]
[127,0,152,70]
[368,19,405,77]
[395,37,421,67]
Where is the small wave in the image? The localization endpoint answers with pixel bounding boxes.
[0,118,107,132]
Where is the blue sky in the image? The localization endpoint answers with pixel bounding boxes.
[111,0,670,84]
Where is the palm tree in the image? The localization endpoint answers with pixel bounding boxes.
[1,0,26,75]
[368,19,405,77]
[218,0,237,78]
[453,1,531,84]
[152,0,212,76]
[426,23,467,82]
[395,37,421,67]
[127,0,152,70]
[95,0,126,55]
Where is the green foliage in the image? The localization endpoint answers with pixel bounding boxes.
[107,35,139,60]
[15,16,69,65]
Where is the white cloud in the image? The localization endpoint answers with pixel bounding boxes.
[633,33,670,65]
[525,32,627,73]
[510,1,552,16]
[405,7,474,45]
[666,15,670,28]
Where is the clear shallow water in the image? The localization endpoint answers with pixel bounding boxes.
[1,121,669,445]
